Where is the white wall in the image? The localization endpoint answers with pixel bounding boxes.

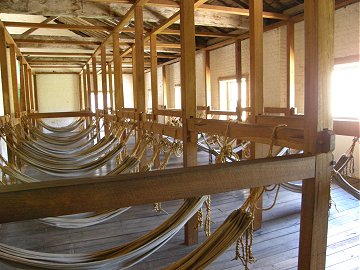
[36,74,79,127]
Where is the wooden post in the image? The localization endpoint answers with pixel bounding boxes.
[0,26,11,116]
[113,31,124,111]
[298,1,334,269]
[101,46,109,134]
[286,21,295,116]
[249,0,264,230]
[204,50,210,109]
[108,63,114,112]
[28,68,34,111]
[82,69,88,110]
[235,39,242,120]
[33,74,39,111]
[24,65,30,112]
[19,61,26,112]
[9,44,20,116]
[92,57,99,112]
[78,74,83,110]
[162,65,167,110]
[86,64,92,111]
[150,33,158,117]
[132,44,137,109]
[180,0,198,245]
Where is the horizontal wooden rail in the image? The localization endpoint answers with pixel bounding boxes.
[264,107,288,114]
[256,115,305,129]
[188,118,304,150]
[0,155,314,223]
[140,121,183,140]
[27,111,94,118]
[208,110,238,116]
[154,109,182,117]
[333,118,360,137]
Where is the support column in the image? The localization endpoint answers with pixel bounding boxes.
[150,33,158,118]
[19,61,26,112]
[9,44,20,116]
[86,64,92,111]
[0,26,11,115]
[286,21,295,116]
[113,31,124,111]
[92,57,99,112]
[82,69,88,110]
[132,45,137,109]
[249,0,264,230]
[204,50,210,109]
[108,63,114,112]
[101,46,109,134]
[180,0,198,245]
[235,39,242,120]
[298,1,334,269]
[24,64,30,113]
[28,68,34,111]
[33,74,38,111]
[78,74,83,110]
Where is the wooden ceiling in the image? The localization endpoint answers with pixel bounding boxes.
[0,0,355,72]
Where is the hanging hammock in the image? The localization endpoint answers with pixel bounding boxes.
[37,118,85,133]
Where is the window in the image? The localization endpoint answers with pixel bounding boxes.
[218,77,248,121]
[332,62,360,119]
[174,85,181,109]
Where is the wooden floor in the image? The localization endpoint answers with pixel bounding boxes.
[0,140,359,269]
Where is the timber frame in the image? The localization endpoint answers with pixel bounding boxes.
[0,1,358,269]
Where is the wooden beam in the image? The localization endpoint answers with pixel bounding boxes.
[21,16,58,37]
[4,21,112,31]
[235,39,242,117]
[0,155,315,223]
[150,33,158,114]
[333,119,360,137]
[113,31,124,110]
[101,46,108,112]
[31,65,82,68]
[205,50,210,108]
[286,21,295,115]
[23,64,31,112]
[23,52,94,57]
[0,25,11,115]
[298,1,335,269]
[14,38,102,46]
[9,44,20,116]
[28,111,94,119]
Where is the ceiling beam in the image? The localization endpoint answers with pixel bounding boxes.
[14,38,102,46]
[4,21,113,31]
[21,16,58,37]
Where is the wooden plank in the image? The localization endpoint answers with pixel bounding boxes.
[28,111,94,119]
[23,52,94,57]
[207,110,238,116]
[286,21,295,116]
[333,119,360,137]
[113,31,124,110]
[150,33,158,115]
[35,71,79,74]
[256,115,305,129]
[299,1,335,269]
[154,109,181,117]
[162,65,167,109]
[235,39,242,118]
[264,107,288,114]
[0,155,315,224]
[0,25,11,115]
[180,0,200,246]
[334,54,360,65]
[33,74,39,111]
[9,44,20,116]
[141,121,182,140]
[14,38,102,46]
[101,46,108,111]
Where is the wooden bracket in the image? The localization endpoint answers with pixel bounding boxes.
[317,129,335,153]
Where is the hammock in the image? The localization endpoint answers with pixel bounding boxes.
[0,197,207,270]
[37,118,85,133]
